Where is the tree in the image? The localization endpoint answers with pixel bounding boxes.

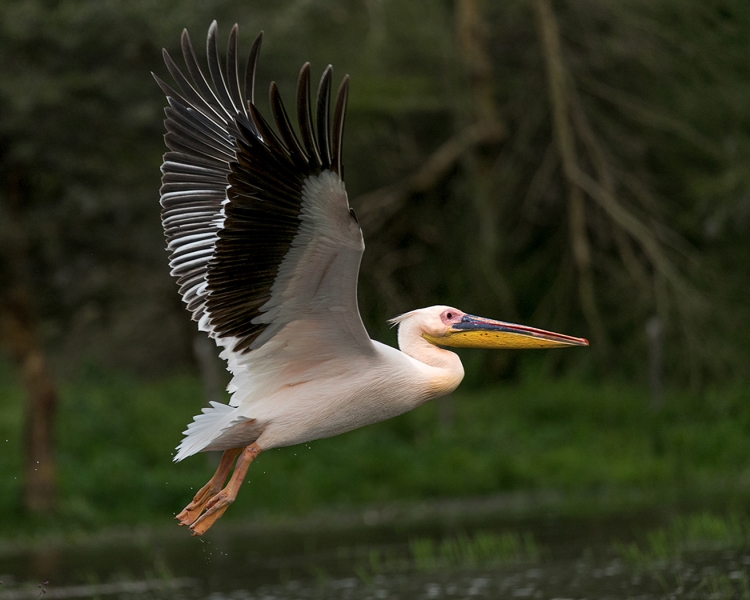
[0,0,748,395]
[0,173,59,514]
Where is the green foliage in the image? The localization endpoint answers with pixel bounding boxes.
[611,511,750,598]
[408,531,539,571]
[616,512,750,565]
[353,529,540,580]
[0,0,746,381]
[3,369,750,536]
[0,366,24,515]
[698,571,750,600]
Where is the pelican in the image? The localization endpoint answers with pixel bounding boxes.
[154,22,588,536]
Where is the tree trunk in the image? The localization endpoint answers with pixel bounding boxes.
[531,0,609,356]
[0,173,58,514]
[456,0,517,380]
[455,0,513,316]
[0,287,59,513]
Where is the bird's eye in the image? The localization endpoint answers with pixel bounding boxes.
[440,309,460,325]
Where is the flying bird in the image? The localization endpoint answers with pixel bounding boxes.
[154,22,588,536]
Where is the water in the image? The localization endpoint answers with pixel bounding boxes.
[1,508,748,599]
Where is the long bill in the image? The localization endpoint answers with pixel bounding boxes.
[423,314,589,349]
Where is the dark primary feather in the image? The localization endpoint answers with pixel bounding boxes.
[296,64,322,169]
[244,32,263,110]
[156,21,352,354]
[225,25,244,113]
[206,22,238,116]
[316,66,333,170]
[331,76,350,178]
[270,82,308,169]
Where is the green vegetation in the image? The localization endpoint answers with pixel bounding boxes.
[616,512,750,565]
[408,531,539,571]
[2,366,750,537]
[699,572,750,600]
[612,512,750,598]
[353,530,539,582]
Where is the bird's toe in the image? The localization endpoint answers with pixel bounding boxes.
[175,483,222,526]
[188,492,234,536]
[175,505,204,526]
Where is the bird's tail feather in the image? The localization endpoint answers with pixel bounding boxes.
[173,401,237,462]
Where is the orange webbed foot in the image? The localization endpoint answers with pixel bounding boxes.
[175,482,218,526]
[188,490,235,536]
[175,447,242,527]
[177,443,262,536]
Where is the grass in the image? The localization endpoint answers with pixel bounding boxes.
[408,530,539,570]
[612,511,750,598]
[699,571,750,600]
[352,529,539,582]
[2,362,750,537]
[615,512,750,565]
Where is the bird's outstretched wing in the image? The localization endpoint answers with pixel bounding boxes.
[154,22,370,359]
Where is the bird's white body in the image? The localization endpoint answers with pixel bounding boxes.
[181,337,463,459]
[172,170,465,460]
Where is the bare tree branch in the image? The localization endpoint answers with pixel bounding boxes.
[570,92,699,264]
[532,0,609,353]
[581,76,723,159]
[352,122,504,233]
[569,166,698,306]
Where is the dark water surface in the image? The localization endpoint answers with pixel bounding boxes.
[1,503,748,599]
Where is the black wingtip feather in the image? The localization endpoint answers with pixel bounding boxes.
[316,65,333,170]
[248,102,291,162]
[225,24,245,116]
[163,47,228,125]
[270,82,309,168]
[152,71,172,95]
[206,22,237,115]
[244,31,263,107]
[331,75,349,178]
[296,63,322,169]
[180,29,224,118]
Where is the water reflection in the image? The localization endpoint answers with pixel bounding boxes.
[1,510,749,599]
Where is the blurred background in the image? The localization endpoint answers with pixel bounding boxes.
[1,0,750,597]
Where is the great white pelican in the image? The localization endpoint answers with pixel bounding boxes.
[154,22,588,536]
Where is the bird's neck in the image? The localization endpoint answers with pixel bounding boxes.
[397,326,465,395]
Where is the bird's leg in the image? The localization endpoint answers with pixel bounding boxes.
[189,442,262,536]
[175,447,242,527]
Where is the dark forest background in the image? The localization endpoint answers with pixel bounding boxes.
[0,0,749,521]
[2,0,749,383]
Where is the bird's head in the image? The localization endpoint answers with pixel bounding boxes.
[390,305,589,350]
